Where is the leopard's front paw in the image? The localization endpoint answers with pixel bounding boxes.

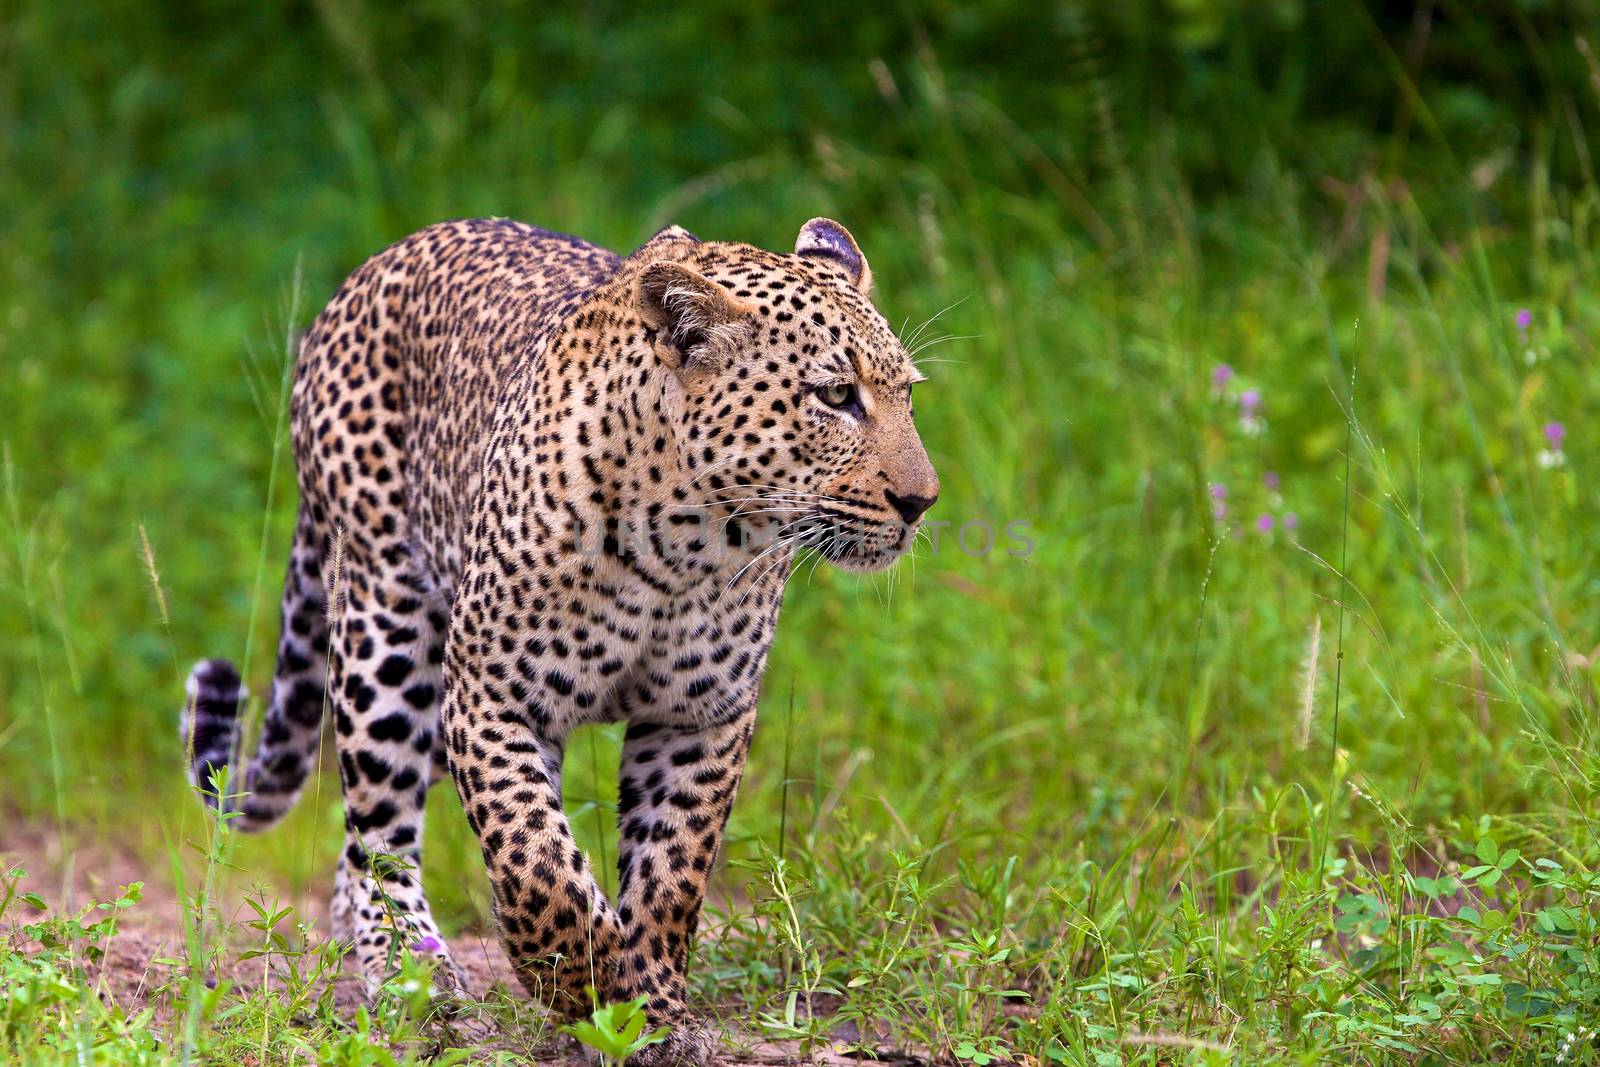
[626,1016,716,1067]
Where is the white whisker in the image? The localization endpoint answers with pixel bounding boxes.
[736,543,800,611]
[902,293,972,350]
[908,333,977,359]
[719,531,798,603]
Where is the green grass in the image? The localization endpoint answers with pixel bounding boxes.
[5,3,1600,1064]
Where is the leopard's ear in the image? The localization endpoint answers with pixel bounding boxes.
[638,262,753,373]
[795,217,872,295]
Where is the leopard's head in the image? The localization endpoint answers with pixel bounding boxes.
[638,219,938,573]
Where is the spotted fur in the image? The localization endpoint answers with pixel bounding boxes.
[181,216,938,1064]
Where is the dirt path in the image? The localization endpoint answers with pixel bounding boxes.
[0,826,904,1066]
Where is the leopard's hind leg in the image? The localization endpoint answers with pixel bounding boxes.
[326,556,463,992]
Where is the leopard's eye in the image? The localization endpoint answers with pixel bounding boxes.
[817,382,859,410]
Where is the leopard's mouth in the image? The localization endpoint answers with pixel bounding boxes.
[792,510,916,573]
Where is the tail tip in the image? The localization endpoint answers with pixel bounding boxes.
[184,658,245,806]
[186,658,244,706]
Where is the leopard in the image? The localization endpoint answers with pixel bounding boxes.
[181,215,938,1065]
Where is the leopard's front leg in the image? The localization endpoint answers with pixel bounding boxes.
[611,708,757,1066]
[441,661,623,1017]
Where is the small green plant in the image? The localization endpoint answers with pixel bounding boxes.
[560,989,670,1067]
[0,870,161,1064]
[310,1004,473,1067]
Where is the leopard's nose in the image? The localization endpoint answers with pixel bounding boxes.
[884,488,937,524]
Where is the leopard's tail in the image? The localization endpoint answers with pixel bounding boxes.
[182,657,252,814]
[182,511,331,832]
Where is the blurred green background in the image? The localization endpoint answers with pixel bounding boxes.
[4,1,1600,1062]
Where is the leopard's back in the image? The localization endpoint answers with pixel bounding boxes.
[290,218,621,588]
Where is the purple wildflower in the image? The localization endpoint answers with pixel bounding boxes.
[1515,308,1532,332]
[1236,388,1265,436]
[1282,512,1300,532]
[1211,363,1234,391]
[1263,470,1280,492]
[412,935,444,954]
[1539,421,1569,469]
[1209,482,1227,500]
[1255,513,1274,534]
